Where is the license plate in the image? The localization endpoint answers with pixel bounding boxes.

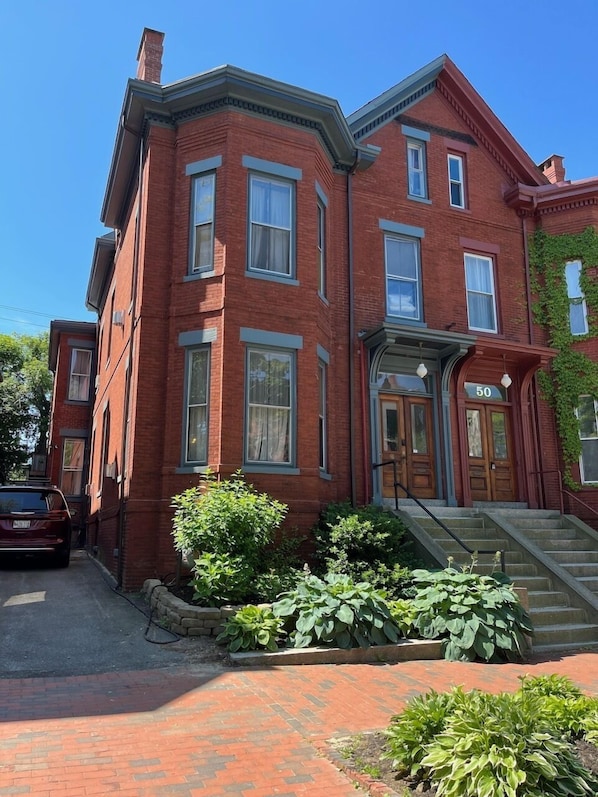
[13,519,31,529]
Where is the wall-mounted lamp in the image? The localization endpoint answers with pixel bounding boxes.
[500,355,512,389]
[416,342,428,379]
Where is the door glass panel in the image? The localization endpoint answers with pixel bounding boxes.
[411,404,428,454]
[491,411,507,459]
[382,402,399,452]
[467,409,483,458]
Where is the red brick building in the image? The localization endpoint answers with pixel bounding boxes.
[67,28,597,588]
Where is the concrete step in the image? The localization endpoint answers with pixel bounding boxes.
[540,538,595,551]
[543,550,598,565]
[529,606,587,627]
[511,576,552,592]
[526,590,569,609]
[522,527,583,541]
[560,563,598,578]
[578,577,598,592]
[533,623,598,648]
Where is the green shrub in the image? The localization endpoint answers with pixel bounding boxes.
[216,605,284,652]
[408,567,533,661]
[519,675,598,743]
[251,532,307,602]
[188,552,252,607]
[384,683,598,797]
[315,502,417,598]
[387,597,419,638]
[272,572,401,649]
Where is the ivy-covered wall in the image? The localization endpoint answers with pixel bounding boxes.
[529,227,598,487]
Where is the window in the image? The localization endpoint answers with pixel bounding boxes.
[464,253,497,332]
[191,173,215,273]
[248,175,293,275]
[565,260,588,335]
[385,235,421,320]
[317,199,326,297]
[407,141,426,198]
[577,396,598,482]
[68,348,92,401]
[246,348,293,464]
[448,154,465,208]
[61,438,85,495]
[184,348,210,464]
[318,360,327,471]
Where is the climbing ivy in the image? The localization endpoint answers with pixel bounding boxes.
[529,227,598,487]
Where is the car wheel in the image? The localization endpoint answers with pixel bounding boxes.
[54,548,71,568]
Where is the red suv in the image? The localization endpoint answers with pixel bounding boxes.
[0,486,72,567]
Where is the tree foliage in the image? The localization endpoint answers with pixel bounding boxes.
[0,332,52,484]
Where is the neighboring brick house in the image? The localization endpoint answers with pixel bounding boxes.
[47,320,96,542]
[71,28,596,589]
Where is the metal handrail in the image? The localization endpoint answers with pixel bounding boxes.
[373,460,506,573]
[533,468,598,522]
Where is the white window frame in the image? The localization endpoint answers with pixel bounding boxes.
[384,235,422,321]
[318,359,327,471]
[317,199,326,297]
[61,438,85,495]
[464,253,498,333]
[448,153,465,208]
[190,172,216,274]
[248,174,294,277]
[565,260,589,336]
[577,395,598,483]
[245,347,294,466]
[407,140,426,198]
[184,347,210,465]
[68,348,92,401]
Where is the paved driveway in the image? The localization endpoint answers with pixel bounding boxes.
[0,549,198,678]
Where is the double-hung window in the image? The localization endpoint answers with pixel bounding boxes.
[464,253,497,332]
[61,438,85,495]
[565,260,588,335]
[248,175,293,276]
[385,235,422,321]
[184,347,210,464]
[448,153,465,208]
[68,348,92,401]
[577,396,598,482]
[246,348,293,465]
[317,199,326,297]
[318,359,327,471]
[407,141,426,198]
[191,173,215,273]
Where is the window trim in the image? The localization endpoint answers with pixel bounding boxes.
[182,345,210,466]
[384,233,423,322]
[317,198,326,298]
[244,344,297,468]
[565,260,589,336]
[68,348,92,402]
[247,172,295,279]
[189,171,216,276]
[464,252,498,333]
[407,140,427,200]
[577,395,598,484]
[185,156,222,279]
[61,437,85,496]
[318,358,327,472]
[448,153,466,209]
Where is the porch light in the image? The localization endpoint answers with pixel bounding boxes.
[500,355,512,388]
[416,342,428,379]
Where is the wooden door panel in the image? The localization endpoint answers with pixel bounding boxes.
[466,404,516,502]
[380,394,435,500]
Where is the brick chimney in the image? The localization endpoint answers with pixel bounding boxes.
[540,154,566,184]
[136,28,164,83]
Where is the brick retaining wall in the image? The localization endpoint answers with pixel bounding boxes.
[142,578,239,637]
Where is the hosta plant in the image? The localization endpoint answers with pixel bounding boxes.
[272,572,401,649]
[519,674,598,744]
[216,605,284,652]
[409,566,533,662]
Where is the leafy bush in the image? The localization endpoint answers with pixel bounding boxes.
[216,605,284,652]
[408,566,533,662]
[251,532,307,602]
[519,675,598,744]
[384,683,598,797]
[387,597,419,638]
[171,471,287,570]
[272,572,401,649]
[188,552,252,607]
[315,502,417,597]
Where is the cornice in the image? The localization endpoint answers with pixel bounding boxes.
[505,179,598,216]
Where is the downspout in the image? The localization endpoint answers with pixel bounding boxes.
[359,336,370,505]
[116,127,144,589]
[347,155,360,507]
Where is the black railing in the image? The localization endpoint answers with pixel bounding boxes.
[373,460,506,573]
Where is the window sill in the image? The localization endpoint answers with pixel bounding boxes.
[407,195,432,205]
[384,316,427,328]
[318,292,329,306]
[449,205,471,213]
[245,270,299,286]
[243,464,300,475]
[319,470,332,481]
[183,271,216,282]
[176,465,210,474]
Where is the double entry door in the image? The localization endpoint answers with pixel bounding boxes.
[466,404,517,502]
[379,393,436,499]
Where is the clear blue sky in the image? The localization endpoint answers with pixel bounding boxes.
[1,0,596,336]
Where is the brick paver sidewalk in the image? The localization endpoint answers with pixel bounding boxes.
[0,651,596,796]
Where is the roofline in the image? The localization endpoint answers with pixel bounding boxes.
[49,319,97,372]
[86,233,116,312]
[505,175,598,214]
[101,65,368,228]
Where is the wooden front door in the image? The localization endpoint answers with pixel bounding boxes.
[379,393,436,499]
[466,404,516,502]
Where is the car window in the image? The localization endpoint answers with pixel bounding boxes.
[0,490,66,513]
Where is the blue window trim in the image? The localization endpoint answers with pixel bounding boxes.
[315,180,328,206]
[240,328,303,350]
[185,156,222,176]
[178,328,217,347]
[242,155,302,181]
[178,330,216,468]
[401,125,430,142]
[379,219,425,239]
[316,343,330,364]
